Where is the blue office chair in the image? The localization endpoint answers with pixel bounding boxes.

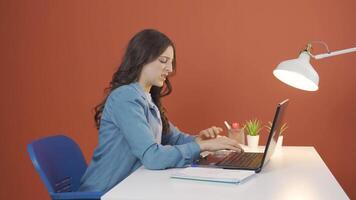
[27,135,102,200]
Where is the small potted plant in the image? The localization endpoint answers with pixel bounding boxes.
[265,121,288,150]
[244,119,262,149]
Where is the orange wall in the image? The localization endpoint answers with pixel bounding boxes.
[1,0,355,199]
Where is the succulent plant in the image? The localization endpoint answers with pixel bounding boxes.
[243,119,262,136]
[265,121,288,136]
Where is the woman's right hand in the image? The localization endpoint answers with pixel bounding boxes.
[196,136,243,152]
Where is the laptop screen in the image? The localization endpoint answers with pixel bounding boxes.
[261,99,289,167]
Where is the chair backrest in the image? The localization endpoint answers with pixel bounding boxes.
[27,135,87,194]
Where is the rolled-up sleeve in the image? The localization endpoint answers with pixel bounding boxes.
[107,89,201,169]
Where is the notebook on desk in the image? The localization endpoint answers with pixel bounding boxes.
[171,167,255,184]
[192,99,289,173]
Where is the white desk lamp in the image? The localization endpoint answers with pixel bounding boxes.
[273,41,356,91]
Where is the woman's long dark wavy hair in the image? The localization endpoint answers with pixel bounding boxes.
[94,29,176,134]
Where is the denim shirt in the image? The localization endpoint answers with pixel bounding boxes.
[143,91,162,144]
[78,82,201,193]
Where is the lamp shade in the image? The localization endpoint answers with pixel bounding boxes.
[273,51,319,91]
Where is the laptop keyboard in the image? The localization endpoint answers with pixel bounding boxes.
[217,152,262,167]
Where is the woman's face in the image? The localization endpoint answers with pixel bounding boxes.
[140,46,174,88]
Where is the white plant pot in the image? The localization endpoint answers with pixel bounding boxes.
[247,135,259,149]
[276,135,283,150]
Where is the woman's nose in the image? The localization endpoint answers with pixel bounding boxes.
[166,64,173,73]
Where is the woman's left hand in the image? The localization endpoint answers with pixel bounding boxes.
[196,126,224,142]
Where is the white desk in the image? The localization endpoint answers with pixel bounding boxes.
[102,147,349,200]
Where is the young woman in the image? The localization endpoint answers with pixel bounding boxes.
[79,29,242,193]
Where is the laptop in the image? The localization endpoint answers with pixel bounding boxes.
[193,99,289,173]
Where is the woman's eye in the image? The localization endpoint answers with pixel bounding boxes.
[159,58,168,63]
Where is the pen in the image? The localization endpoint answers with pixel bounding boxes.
[224,120,231,130]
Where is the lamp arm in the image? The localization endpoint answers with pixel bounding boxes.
[313,47,356,60]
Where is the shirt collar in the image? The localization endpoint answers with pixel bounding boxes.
[130,82,159,110]
[131,82,149,101]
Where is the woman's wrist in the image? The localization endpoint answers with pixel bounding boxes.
[194,135,202,143]
[196,140,207,151]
